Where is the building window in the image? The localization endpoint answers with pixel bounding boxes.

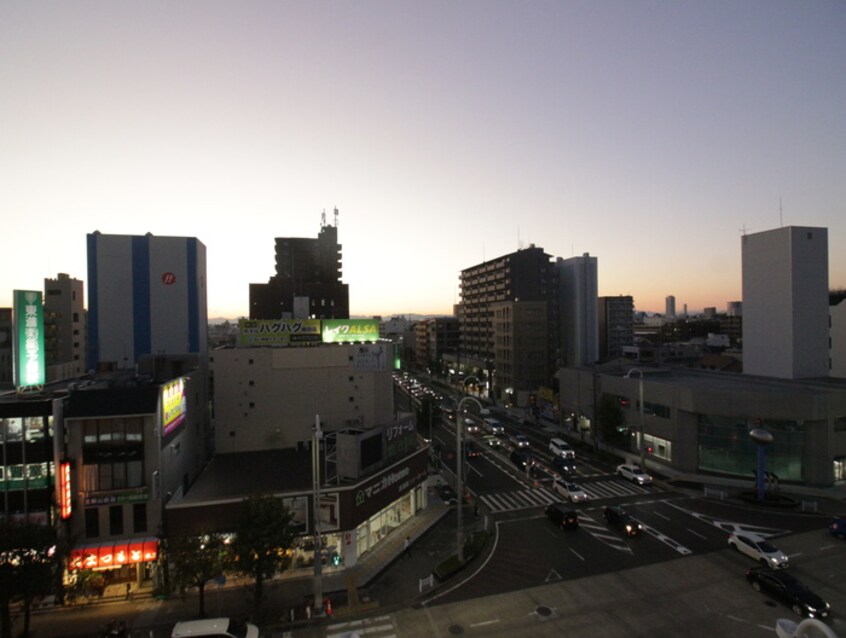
[109,505,123,535]
[85,509,100,538]
[133,503,147,533]
[835,416,846,432]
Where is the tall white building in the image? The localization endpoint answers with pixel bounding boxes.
[742,226,829,379]
[665,295,676,318]
[556,253,598,367]
[87,232,208,370]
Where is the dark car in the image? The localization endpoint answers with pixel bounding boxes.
[435,483,458,505]
[509,448,534,471]
[464,441,483,459]
[829,516,846,539]
[604,505,642,536]
[552,455,577,475]
[545,503,579,530]
[745,567,830,618]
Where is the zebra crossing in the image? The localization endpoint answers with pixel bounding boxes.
[478,478,651,514]
[326,614,397,638]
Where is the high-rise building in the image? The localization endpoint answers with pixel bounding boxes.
[742,226,829,379]
[43,273,86,380]
[457,245,555,398]
[0,308,12,386]
[598,295,634,360]
[415,317,459,372]
[665,295,676,318]
[249,211,349,320]
[555,254,598,367]
[727,301,742,317]
[87,232,208,370]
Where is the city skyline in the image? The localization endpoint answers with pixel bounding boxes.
[2,1,845,319]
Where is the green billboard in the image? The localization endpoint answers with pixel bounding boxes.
[321,319,381,343]
[13,290,46,387]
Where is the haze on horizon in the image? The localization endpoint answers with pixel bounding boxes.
[2,1,844,319]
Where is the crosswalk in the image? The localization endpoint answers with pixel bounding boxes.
[326,614,397,638]
[478,479,651,514]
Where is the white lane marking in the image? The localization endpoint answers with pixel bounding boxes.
[687,528,708,540]
[469,619,501,628]
[653,510,670,521]
[570,548,585,561]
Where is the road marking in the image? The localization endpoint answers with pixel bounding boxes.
[687,528,708,540]
[569,548,585,561]
[641,523,693,555]
[469,620,501,628]
[545,568,562,582]
[653,510,670,521]
[665,502,791,538]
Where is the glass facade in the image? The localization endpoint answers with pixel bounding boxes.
[697,415,804,481]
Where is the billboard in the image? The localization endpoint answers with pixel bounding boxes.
[13,290,45,388]
[161,377,187,436]
[321,319,380,343]
[59,461,73,520]
[237,319,322,347]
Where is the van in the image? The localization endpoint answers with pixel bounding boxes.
[171,618,259,638]
[549,438,575,459]
[483,417,504,435]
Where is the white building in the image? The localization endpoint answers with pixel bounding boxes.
[742,226,829,379]
[665,295,676,318]
[87,232,208,370]
[210,342,395,453]
[556,253,598,367]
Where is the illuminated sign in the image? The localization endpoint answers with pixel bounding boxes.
[68,539,158,571]
[161,377,187,436]
[59,462,73,520]
[13,290,45,387]
[237,319,322,347]
[321,319,380,343]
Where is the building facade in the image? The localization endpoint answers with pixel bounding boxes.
[86,232,208,371]
[742,226,829,379]
[249,214,349,320]
[414,317,459,373]
[665,295,676,318]
[556,254,598,368]
[492,300,549,400]
[44,273,86,381]
[598,295,634,361]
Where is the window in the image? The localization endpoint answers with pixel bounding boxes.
[85,509,100,538]
[835,416,846,432]
[109,505,123,535]
[133,503,147,533]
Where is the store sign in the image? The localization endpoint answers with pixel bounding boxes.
[13,290,45,388]
[238,319,322,347]
[162,377,187,436]
[68,539,158,571]
[321,319,380,343]
[59,462,73,520]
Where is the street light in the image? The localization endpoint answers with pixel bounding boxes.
[625,369,645,468]
[454,377,483,564]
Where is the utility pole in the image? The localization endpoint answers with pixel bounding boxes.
[312,415,323,614]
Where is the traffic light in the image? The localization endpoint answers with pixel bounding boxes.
[330,552,342,567]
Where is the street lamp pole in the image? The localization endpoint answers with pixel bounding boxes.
[454,380,483,564]
[312,415,323,614]
[625,369,645,467]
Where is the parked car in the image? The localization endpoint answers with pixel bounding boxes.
[604,505,642,536]
[616,463,653,485]
[728,532,789,568]
[745,567,830,618]
[435,483,458,505]
[553,479,588,503]
[510,433,530,448]
[545,503,580,530]
[172,618,260,638]
[509,448,534,471]
[829,516,846,539]
[549,437,575,459]
[481,434,502,448]
[552,456,577,475]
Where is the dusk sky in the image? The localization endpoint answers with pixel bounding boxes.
[2,1,844,319]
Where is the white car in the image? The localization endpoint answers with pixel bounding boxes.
[510,433,530,448]
[172,618,260,638]
[617,463,652,485]
[728,532,789,569]
[553,479,589,503]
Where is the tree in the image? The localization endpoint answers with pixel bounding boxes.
[229,495,296,615]
[0,522,57,638]
[596,393,627,447]
[169,533,227,617]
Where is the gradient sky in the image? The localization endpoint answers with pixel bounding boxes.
[2,1,845,319]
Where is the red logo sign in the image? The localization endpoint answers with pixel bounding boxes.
[161,272,176,285]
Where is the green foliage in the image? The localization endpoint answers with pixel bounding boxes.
[433,530,489,581]
[596,393,627,446]
[229,494,296,614]
[169,533,228,617]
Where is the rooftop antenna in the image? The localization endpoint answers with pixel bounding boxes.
[334,206,339,228]
[517,226,522,250]
[321,208,326,228]
[740,224,749,236]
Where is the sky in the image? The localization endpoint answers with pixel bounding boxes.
[2,1,845,319]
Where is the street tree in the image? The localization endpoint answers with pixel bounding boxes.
[229,494,296,615]
[0,522,57,638]
[169,533,228,617]
[596,393,627,447]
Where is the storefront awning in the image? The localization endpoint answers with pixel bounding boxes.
[68,537,158,571]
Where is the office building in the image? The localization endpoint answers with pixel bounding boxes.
[598,295,634,360]
[830,291,846,379]
[556,254,598,367]
[727,301,742,317]
[742,226,829,379]
[86,232,208,371]
[249,211,349,320]
[414,317,459,373]
[665,295,676,318]
[43,273,86,381]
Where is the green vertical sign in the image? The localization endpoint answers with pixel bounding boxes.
[13,290,45,387]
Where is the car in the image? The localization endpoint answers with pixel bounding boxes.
[463,418,481,434]
[464,441,483,459]
[745,567,830,618]
[616,463,653,485]
[171,618,260,638]
[481,434,501,448]
[510,433,530,448]
[728,532,789,568]
[545,503,580,529]
[549,438,575,459]
[829,516,846,539]
[552,456,577,475]
[552,479,589,503]
[604,505,642,536]
[483,417,505,435]
[435,483,458,505]
[509,448,534,471]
